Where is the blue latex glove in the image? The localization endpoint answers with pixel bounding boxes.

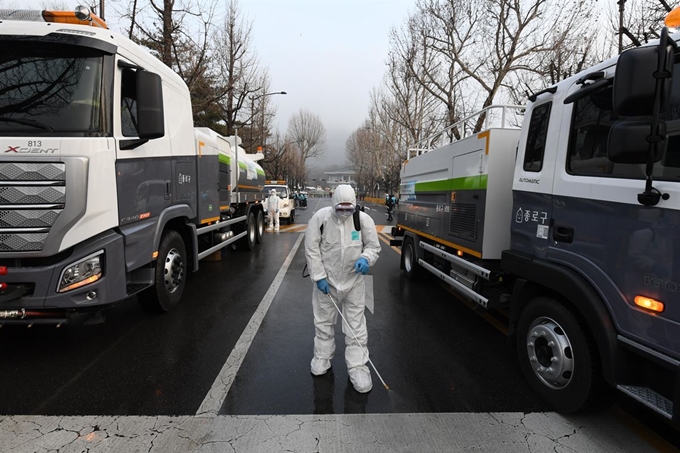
[354,257,369,275]
[316,278,330,294]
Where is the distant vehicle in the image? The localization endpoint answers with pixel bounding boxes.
[393,29,680,421]
[263,181,295,224]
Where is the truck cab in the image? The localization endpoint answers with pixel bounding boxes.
[506,33,680,421]
[0,7,265,323]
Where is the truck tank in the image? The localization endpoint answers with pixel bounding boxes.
[194,128,266,211]
[222,136,266,200]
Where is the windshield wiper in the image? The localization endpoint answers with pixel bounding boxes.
[0,117,54,132]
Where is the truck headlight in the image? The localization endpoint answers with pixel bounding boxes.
[58,251,103,293]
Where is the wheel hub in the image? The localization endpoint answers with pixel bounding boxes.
[526,316,574,390]
[163,248,184,294]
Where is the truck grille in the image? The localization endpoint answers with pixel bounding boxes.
[0,163,65,252]
[449,202,477,240]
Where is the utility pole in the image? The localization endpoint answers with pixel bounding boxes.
[249,91,287,152]
[618,0,626,54]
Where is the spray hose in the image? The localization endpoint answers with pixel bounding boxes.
[326,293,389,390]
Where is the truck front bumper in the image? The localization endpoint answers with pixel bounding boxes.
[0,230,128,323]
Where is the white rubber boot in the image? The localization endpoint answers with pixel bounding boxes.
[349,366,372,393]
[310,357,331,376]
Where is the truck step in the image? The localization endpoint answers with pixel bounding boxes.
[617,385,673,419]
[126,283,150,296]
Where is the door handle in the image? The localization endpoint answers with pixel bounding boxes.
[553,225,574,243]
[165,181,171,200]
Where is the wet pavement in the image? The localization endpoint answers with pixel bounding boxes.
[0,197,678,451]
[221,199,545,415]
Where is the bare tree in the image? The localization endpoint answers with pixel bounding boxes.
[246,74,279,154]
[213,0,266,135]
[386,21,441,143]
[260,134,305,186]
[287,109,327,162]
[612,0,670,52]
[40,1,70,9]
[114,0,268,135]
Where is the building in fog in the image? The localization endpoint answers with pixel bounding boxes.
[324,169,356,191]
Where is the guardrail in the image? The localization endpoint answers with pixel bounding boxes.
[407,104,524,159]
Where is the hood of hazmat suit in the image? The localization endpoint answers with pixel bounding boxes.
[304,184,380,292]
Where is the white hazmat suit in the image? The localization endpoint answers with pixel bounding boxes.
[304,185,381,393]
[266,189,280,231]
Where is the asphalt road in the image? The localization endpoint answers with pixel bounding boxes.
[0,196,678,450]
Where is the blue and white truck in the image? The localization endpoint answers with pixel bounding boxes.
[393,28,680,422]
[0,7,266,323]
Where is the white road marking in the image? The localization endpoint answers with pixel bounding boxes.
[196,233,305,416]
[365,275,374,314]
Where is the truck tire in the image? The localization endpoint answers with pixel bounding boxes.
[402,237,420,281]
[289,210,295,224]
[238,211,257,251]
[139,230,187,313]
[515,296,600,413]
[256,209,265,243]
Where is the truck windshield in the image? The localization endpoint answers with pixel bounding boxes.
[264,186,288,198]
[0,44,104,136]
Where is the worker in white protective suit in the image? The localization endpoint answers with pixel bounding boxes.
[305,184,381,393]
[267,189,280,231]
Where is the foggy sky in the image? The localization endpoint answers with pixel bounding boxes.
[18,0,414,168]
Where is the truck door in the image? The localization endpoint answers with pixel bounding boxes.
[510,100,557,260]
[550,76,680,358]
[114,58,172,226]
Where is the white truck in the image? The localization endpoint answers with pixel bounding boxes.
[393,28,680,423]
[0,7,266,323]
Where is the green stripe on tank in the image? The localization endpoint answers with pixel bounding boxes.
[415,174,488,192]
[218,154,264,175]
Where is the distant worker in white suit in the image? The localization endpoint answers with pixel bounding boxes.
[305,184,381,393]
[267,189,280,231]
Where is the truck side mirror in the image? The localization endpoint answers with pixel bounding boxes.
[608,120,666,164]
[136,70,165,139]
[613,44,674,116]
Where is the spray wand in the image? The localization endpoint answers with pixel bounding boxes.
[326,293,389,390]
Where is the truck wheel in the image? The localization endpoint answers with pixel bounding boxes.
[238,211,257,251]
[290,210,295,224]
[256,210,265,243]
[139,230,186,313]
[402,237,420,281]
[516,297,599,413]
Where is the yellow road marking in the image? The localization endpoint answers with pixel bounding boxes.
[378,232,401,254]
[284,225,308,233]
